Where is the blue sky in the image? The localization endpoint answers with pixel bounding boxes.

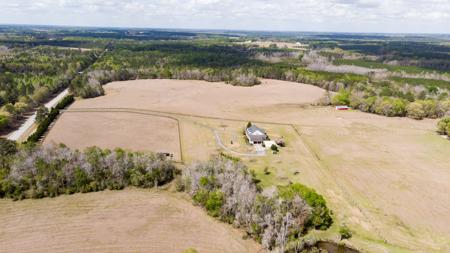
[1,0,449,34]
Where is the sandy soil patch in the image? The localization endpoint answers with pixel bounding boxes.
[44,111,181,160]
[0,189,263,253]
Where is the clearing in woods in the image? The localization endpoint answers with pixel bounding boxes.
[36,79,450,252]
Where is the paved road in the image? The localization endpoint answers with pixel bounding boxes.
[7,89,69,141]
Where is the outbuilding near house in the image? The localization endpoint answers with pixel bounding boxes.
[335,105,350,111]
[246,124,268,144]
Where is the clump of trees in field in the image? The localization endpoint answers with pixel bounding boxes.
[0,142,176,200]
[437,117,450,137]
[339,225,353,240]
[180,158,333,252]
[230,71,261,86]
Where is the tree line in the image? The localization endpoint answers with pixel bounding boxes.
[67,41,448,121]
[0,141,176,200]
[330,89,450,119]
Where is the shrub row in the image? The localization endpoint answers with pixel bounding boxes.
[26,108,60,143]
[54,95,75,110]
[0,144,176,200]
[26,95,74,143]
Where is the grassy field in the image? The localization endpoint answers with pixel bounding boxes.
[296,116,450,252]
[0,189,263,253]
[27,79,450,252]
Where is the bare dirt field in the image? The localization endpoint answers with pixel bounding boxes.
[44,111,182,161]
[71,79,326,118]
[0,189,263,253]
[38,78,450,252]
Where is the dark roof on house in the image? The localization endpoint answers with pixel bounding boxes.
[246,125,266,135]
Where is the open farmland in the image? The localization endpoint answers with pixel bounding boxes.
[1,10,450,253]
[45,78,325,161]
[41,78,450,252]
[70,79,326,117]
[0,189,263,253]
[44,111,182,161]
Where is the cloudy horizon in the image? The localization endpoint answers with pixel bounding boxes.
[1,0,449,34]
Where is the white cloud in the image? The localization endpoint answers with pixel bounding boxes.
[0,0,449,33]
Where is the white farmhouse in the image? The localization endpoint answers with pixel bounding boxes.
[245,125,268,144]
